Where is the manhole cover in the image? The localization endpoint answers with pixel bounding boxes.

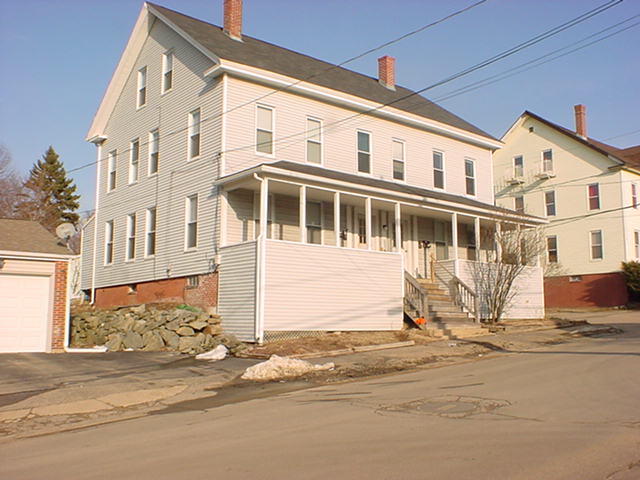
[378,395,510,418]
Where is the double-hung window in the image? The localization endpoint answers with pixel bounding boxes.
[185,194,198,249]
[148,129,159,175]
[306,118,322,164]
[129,139,139,184]
[145,207,157,257]
[635,230,640,258]
[542,149,553,172]
[162,51,173,93]
[588,183,600,210]
[256,105,274,155]
[126,213,136,261]
[137,66,147,108]
[433,151,444,189]
[590,230,603,260]
[464,159,475,195]
[632,183,638,209]
[515,195,525,214]
[546,235,558,263]
[392,139,405,181]
[188,109,201,159]
[357,131,371,174]
[306,201,322,245]
[545,190,556,216]
[107,150,117,192]
[513,155,524,177]
[104,220,114,265]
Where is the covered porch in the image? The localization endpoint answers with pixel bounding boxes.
[216,162,545,342]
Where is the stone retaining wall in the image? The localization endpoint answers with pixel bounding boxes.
[70,304,244,355]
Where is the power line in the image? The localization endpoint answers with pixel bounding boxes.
[68,0,490,176]
[603,128,640,142]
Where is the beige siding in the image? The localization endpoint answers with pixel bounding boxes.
[218,241,257,341]
[263,240,403,331]
[620,170,640,261]
[224,76,494,203]
[1,259,56,276]
[91,19,223,289]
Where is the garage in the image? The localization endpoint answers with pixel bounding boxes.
[0,274,52,353]
[0,219,72,353]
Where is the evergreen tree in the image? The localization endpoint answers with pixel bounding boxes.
[18,146,80,232]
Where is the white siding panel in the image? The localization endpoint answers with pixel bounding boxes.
[263,240,403,331]
[80,217,94,291]
[218,241,257,341]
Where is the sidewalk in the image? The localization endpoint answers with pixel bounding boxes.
[0,314,629,441]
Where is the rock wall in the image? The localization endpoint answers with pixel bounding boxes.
[70,304,244,355]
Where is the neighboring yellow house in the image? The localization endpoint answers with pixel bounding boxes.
[494,105,640,308]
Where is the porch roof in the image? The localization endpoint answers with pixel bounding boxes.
[217,161,547,225]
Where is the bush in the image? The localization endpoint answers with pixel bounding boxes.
[622,261,640,301]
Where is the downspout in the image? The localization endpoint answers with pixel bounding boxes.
[90,138,105,304]
[253,173,266,344]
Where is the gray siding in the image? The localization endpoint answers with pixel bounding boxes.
[218,241,257,341]
[89,19,222,289]
[80,216,95,291]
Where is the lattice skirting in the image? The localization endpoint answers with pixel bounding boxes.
[264,330,327,342]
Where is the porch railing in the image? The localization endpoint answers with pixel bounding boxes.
[404,271,427,322]
[434,260,480,323]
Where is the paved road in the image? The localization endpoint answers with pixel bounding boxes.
[2,315,639,480]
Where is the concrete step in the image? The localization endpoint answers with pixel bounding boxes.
[428,304,462,314]
[430,311,470,320]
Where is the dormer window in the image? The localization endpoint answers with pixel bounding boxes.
[162,52,173,93]
[137,67,147,108]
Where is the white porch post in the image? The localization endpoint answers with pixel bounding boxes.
[495,222,502,261]
[365,197,372,250]
[452,212,459,275]
[394,202,401,253]
[259,179,269,238]
[474,216,481,262]
[299,185,306,243]
[334,191,340,247]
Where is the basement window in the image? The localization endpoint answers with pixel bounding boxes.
[569,276,582,283]
[127,284,138,294]
[186,275,200,288]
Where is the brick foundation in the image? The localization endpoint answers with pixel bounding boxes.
[94,273,219,310]
[544,272,629,308]
[51,261,68,352]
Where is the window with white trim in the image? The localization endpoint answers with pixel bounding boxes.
[148,129,159,175]
[188,109,201,159]
[126,213,136,261]
[256,105,273,155]
[464,159,475,195]
[306,118,322,164]
[513,155,524,177]
[392,139,405,181]
[137,66,147,108]
[542,149,553,172]
[145,207,156,257]
[635,230,640,258]
[162,51,173,93]
[129,138,139,184]
[433,151,444,189]
[185,194,198,249]
[588,183,600,210]
[546,235,558,263]
[104,220,114,265]
[590,230,603,260]
[514,195,525,214]
[357,131,371,174]
[306,201,322,245]
[107,150,117,192]
[632,183,638,209]
[545,190,556,216]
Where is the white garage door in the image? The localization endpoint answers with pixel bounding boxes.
[0,274,51,353]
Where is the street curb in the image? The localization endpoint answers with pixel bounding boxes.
[240,341,417,360]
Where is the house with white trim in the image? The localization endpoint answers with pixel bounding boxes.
[81,0,545,342]
[494,105,640,308]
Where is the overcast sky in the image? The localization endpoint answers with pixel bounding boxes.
[1,0,638,214]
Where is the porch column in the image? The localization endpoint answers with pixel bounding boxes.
[451,212,459,275]
[394,202,401,253]
[259,178,269,238]
[474,216,481,262]
[365,197,372,250]
[334,191,340,247]
[299,185,306,243]
[495,222,502,261]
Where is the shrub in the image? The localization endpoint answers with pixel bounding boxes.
[622,261,640,301]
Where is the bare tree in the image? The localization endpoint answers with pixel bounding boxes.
[0,145,26,218]
[470,225,546,324]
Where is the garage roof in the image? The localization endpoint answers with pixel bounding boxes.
[0,219,72,256]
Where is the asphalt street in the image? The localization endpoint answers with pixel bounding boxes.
[1,313,639,480]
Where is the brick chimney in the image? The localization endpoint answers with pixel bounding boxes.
[378,56,396,90]
[574,104,587,138]
[224,0,242,41]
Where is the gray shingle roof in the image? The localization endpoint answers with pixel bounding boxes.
[148,3,496,141]
[0,219,72,256]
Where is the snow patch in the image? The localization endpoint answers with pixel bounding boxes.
[241,355,335,381]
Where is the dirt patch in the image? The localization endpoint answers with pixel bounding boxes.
[241,330,438,358]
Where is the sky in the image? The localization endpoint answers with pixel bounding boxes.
[1,0,638,214]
